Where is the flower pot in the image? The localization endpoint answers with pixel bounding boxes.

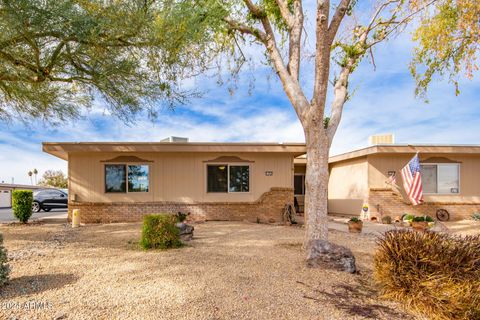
[411,221,428,232]
[348,221,363,233]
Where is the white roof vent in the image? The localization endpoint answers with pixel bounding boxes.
[369,134,395,145]
[160,136,189,143]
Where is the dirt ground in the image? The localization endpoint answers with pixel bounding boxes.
[0,221,417,320]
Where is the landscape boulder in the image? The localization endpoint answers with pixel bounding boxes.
[306,239,356,273]
[176,222,194,241]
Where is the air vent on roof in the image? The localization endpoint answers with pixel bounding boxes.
[369,134,394,145]
[160,136,189,143]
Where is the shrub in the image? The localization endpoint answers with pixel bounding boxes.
[12,190,33,223]
[0,234,10,287]
[402,214,414,221]
[140,214,182,250]
[412,215,434,222]
[176,212,190,223]
[349,217,361,223]
[472,212,480,221]
[381,215,392,224]
[374,230,480,320]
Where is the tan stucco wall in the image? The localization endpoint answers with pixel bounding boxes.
[69,152,294,203]
[368,153,480,203]
[327,157,369,215]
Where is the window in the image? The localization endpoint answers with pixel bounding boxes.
[105,164,149,193]
[420,164,459,194]
[229,166,249,192]
[294,174,305,195]
[128,165,149,192]
[105,165,126,193]
[207,164,250,193]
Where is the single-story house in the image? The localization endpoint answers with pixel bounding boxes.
[323,144,480,220]
[42,140,306,223]
[0,183,45,208]
[43,137,480,223]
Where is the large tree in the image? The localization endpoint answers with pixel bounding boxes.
[38,170,68,188]
[411,0,480,96]
[0,0,207,121]
[174,0,438,263]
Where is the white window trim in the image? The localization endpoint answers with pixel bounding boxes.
[206,163,251,194]
[294,173,305,196]
[421,163,460,195]
[104,163,151,194]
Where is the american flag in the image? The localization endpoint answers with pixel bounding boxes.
[401,154,424,205]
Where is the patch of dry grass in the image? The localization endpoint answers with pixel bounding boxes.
[0,222,413,320]
[374,230,480,320]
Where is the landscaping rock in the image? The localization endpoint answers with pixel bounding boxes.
[306,239,356,273]
[176,222,194,241]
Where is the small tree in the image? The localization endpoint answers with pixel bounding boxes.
[38,170,68,189]
[0,233,9,287]
[12,190,33,223]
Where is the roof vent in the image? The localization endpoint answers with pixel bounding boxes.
[369,134,395,145]
[160,136,189,143]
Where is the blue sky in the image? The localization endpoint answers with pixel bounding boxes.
[0,7,479,185]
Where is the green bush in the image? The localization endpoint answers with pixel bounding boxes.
[140,214,182,250]
[12,190,33,223]
[374,230,480,320]
[0,234,10,287]
[349,217,361,223]
[412,215,434,222]
[403,214,414,221]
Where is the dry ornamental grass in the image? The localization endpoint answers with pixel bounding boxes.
[374,230,480,320]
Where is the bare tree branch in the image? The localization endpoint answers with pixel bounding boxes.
[274,0,294,28]
[287,0,304,80]
[224,17,267,43]
[312,0,331,115]
[328,0,351,43]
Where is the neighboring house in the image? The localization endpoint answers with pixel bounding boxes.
[326,144,480,220]
[0,184,44,208]
[42,139,306,223]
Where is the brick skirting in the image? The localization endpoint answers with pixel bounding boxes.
[369,188,480,221]
[68,187,294,224]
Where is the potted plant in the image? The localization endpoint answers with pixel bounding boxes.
[348,217,363,233]
[411,216,434,232]
[402,214,414,226]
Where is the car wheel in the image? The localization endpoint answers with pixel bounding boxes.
[32,201,41,213]
[44,208,51,212]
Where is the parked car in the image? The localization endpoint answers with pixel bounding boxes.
[32,189,68,212]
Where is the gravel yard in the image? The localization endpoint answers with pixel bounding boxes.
[0,221,415,320]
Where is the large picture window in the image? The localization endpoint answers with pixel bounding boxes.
[420,164,460,194]
[105,164,149,193]
[207,164,250,193]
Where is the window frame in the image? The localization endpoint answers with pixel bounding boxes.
[104,163,151,194]
[206,163,251,194]
[420,163,460,195]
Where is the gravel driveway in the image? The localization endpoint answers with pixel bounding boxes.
[0,221,414,320]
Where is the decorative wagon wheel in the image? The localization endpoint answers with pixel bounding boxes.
[436,209,450,222]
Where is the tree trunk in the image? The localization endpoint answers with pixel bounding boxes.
[303,123,357,273]
[304,123,330,245]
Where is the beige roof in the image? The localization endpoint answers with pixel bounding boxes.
[43,142,307,160]
[329,144,480,163]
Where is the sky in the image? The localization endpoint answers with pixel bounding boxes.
[0,5,479,185]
